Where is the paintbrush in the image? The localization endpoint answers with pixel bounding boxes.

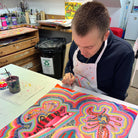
[5,68,11,80]
[69,66,73,86]
[69,66,72,78]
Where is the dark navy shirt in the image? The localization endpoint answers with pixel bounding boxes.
[65,31,134,100]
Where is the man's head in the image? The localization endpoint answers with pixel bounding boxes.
[72,1,110,58]
[72,1,110,39]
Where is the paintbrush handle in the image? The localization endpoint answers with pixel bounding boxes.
[5,68,11,79]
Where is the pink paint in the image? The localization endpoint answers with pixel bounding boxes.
[1,17,7,27]
[80,77,84,81]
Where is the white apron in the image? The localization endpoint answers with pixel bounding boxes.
[73,40,107,95]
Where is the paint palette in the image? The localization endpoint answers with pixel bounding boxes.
[0,72,9,90]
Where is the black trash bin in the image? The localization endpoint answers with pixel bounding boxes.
[37,38,66,79]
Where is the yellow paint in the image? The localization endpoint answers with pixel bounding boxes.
[0,81,5,84]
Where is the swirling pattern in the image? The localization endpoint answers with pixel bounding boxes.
[0,84,137,138]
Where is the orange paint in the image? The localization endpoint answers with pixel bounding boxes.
[91,77,94,80]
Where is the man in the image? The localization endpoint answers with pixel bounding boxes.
[62,1,134,100]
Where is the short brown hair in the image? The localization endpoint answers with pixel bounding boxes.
[72,1,110,39]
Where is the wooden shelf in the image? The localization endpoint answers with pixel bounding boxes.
[0,27,38,40]
[38,25,72,33]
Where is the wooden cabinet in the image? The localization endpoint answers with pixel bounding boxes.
[0,27,41,72]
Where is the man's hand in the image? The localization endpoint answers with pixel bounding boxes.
[62,73,75,86]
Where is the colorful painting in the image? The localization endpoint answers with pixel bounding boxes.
[0,84,138,138]
[65,2,82,19]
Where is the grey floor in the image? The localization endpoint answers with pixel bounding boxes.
[125,39,138,105]
[125,86,138,105]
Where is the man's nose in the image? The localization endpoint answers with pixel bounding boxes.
[80,48,87,56]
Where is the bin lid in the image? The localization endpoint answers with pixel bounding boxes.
[38,38,66,49]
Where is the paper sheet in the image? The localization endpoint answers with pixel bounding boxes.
[0,84,137,138]
[0,80,44,105]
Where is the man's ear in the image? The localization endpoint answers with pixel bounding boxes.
[103,30,110,41]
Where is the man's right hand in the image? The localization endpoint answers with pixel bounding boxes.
[62,73,75,86]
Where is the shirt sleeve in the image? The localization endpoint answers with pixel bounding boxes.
[108,50,135,100]
[65,41,77,74]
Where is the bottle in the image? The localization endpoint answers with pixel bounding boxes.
[11,14,17,25]
[20,12,26,23]
[1,15,7,27]
[17,13,21,24]
[0,15,2,27]
[4,14,10,25]
[8,14,12,25]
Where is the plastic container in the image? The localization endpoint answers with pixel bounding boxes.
[4,14,10,25]
[37,38,66,79]
[1,16,7,27]
[11,14,17,25]
[0,16,2,27]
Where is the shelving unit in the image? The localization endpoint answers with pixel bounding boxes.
[0,27,41,72]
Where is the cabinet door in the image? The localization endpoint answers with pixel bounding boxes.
[124,14,138,40]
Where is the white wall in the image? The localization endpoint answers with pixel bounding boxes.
[95,0,121,27]
[28,0,65,15]
[0,0,18,14]
[134,0,138,6]
[96,0,121,7]
[108,7,121,27]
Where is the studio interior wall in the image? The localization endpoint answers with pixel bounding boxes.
[0,0,18,14]
[0,0,124,27]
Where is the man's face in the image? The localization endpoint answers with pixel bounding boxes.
[72,28,109,58]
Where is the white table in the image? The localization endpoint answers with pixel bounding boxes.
[0,64,62,129]
[0,64,138,138]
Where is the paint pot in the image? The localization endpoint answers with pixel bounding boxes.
[0,16,2,27]
[11,14,17,25]
[1,16,7,27]
[5,76,20,93]
[0,81,8,90]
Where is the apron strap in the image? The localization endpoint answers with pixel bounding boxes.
[73,48,79,61]
[95,39,108,64]
[73,39,108,64]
